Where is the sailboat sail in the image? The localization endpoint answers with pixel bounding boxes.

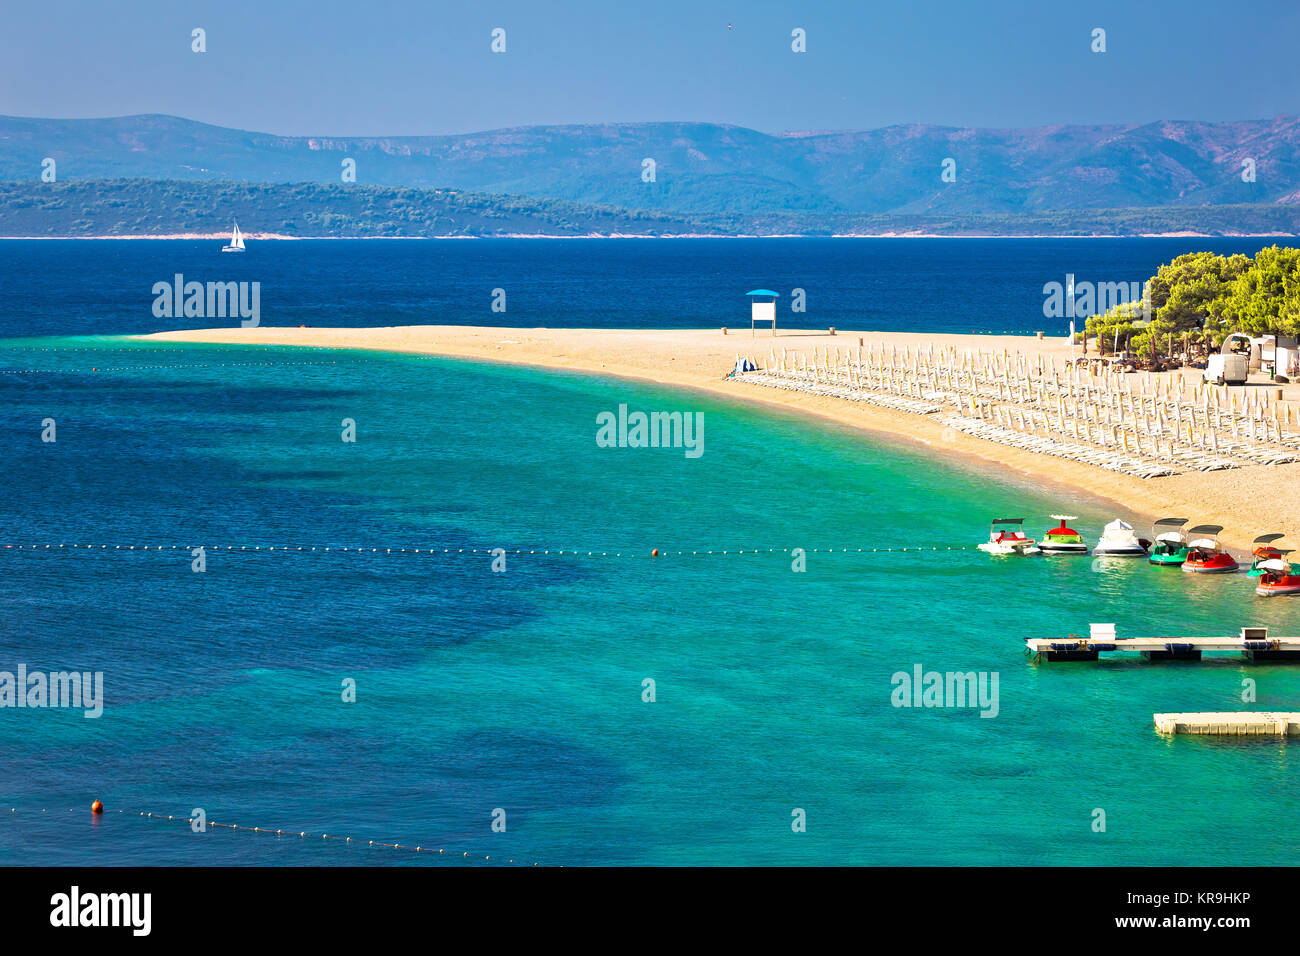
[222,221,245,252]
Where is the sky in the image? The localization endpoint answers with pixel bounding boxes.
[4,0,1299,136]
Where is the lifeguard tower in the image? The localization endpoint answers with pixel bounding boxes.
[747,289,778,337]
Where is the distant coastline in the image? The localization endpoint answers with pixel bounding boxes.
[5,179,1300,240]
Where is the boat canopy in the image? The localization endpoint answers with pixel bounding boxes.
[1048,515,1079,533]
[1254,533,1286,544]
[1154,517,1189,527]
[992,518,1024,525]
[1187,524,1224,536]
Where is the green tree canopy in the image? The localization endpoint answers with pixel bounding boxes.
[1085,246,1297,353]
[1214,245,1300,337]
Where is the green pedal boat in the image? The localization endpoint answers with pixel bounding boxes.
[1249,533,1299,577]
[1148,516,1190,566]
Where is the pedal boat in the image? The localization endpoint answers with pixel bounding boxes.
[977,518,1040,556]
[1039,515,1089,555]
[1148,517,1190,567]
[1248,534,1299,577]
[1091,519,1150,557]
[1255,558,1300,596]
[1181,525,1240,574]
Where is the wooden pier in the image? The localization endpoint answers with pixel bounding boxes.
[1026,626,1300,663]
[1155,712,1300,736]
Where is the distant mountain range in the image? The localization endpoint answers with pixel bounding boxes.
[2,113,1299,235]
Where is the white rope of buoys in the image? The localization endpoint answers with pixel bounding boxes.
[4,805,548,866]
[2,360,369,375]
[0,345,442,357]
[0,349,450,375]
[0,542,974,557]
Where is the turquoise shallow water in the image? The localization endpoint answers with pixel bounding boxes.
[1,337,1299,866]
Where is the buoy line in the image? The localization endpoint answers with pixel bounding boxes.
[0,542,973,557]
[0,345,382,354]
[5,805,551,866]
[0,350,450,374]
[0,359,392,375]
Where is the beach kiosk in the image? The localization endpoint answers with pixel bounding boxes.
[747,289,779,337]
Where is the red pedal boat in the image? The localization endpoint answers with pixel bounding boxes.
[1256,558,1300,596]
[1181,524,1240,574]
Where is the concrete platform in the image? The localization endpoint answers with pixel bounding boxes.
[1154,712,1300,736]
[1026,626,1300,663]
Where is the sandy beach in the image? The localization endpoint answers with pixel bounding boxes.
[142,325,1300,553]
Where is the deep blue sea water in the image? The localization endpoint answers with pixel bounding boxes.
[2,239,1299,866]
[2,237,1298,338]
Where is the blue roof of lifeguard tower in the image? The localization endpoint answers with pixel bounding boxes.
[746,290,779,297]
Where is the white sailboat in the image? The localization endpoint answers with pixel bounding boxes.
[222,221,245,253]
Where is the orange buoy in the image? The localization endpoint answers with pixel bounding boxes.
[90,800,103,814]
[651,549,659,557]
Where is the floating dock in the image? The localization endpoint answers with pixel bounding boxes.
[1155,712,1300,736]
[1026,626,1300,662]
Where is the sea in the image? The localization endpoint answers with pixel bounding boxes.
[2,237,1299,866]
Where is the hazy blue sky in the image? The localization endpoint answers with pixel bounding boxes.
[5,0,1299,135]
